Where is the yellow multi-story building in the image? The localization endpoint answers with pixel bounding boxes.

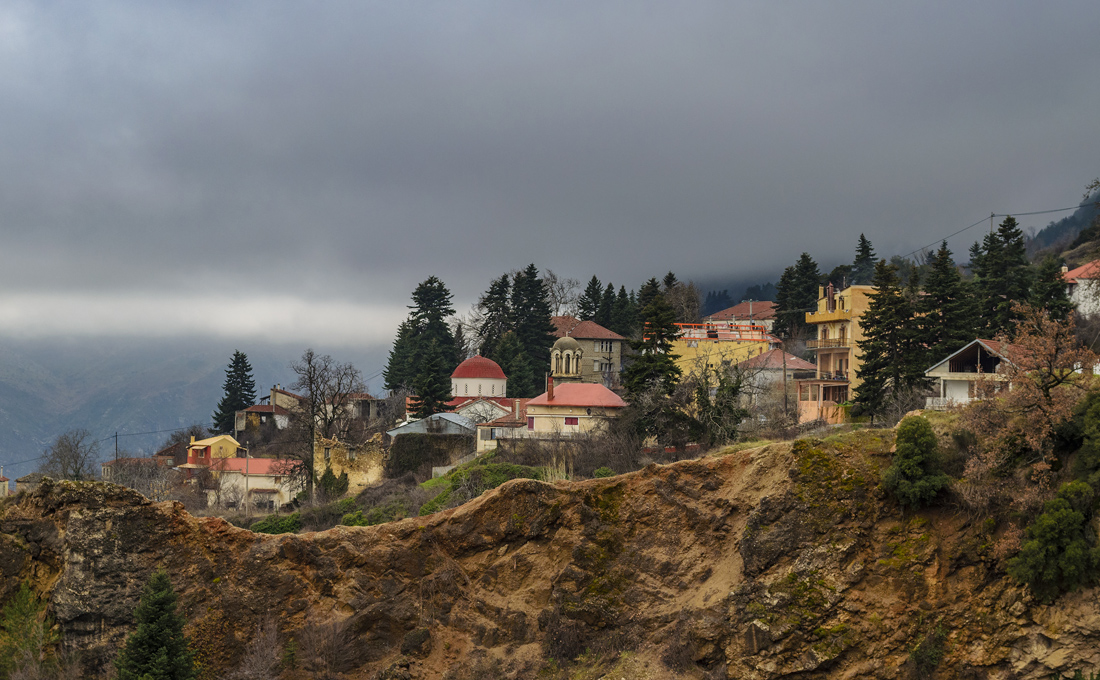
[670,321,775,376]
[796,283,875,423]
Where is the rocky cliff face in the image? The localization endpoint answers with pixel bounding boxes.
[2,429,1099,678]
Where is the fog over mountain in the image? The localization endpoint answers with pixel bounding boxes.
[1,2,1098,479]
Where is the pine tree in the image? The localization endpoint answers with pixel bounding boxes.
[510,264,556,372]
[919,241,975,365]
[577,276,603,321]
[1031,255,1074,321]
[622,293,682,397]
[973,216,1032,335]
[476,274,512,358]
[410,340,454,418]
[409,276,458,373]
[774,253,820,338]
[853,260,923,416]
[852,234,876,285]
[385,277,458,396]
[636,278,662,313]
[494,331,537,398]
[596,283,615,327]
[610,285,636,337]
[883,415,950,508]
[212,350,257,433]
[115,570,196,680]
[383,320,417,392]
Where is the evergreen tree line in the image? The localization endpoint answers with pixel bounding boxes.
[576,275,638,337]
[771,222,1074,416]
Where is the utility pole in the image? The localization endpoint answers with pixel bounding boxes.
[114,432,118,463]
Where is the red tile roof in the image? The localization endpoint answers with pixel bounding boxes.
[208,458,296,475]
[452,355,507,380]
[527,383,628,408]
[551,316,625,341]
[243,404,291,415]
[1064,260,1100,283]
[479,399,533,427]
[705,300,776,322]
[738,348,816,371]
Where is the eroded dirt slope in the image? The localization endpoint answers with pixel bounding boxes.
[2,431,1099,678]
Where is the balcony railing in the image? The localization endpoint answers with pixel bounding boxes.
[806,339,852,350]
[816,371,849,382]
[806,309,852,323]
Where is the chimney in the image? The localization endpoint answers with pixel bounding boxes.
[818,285,824,299]
[514,398,520,415]
[190,436,195,444]
[1062,264,1070,274]
[547,375,555,401]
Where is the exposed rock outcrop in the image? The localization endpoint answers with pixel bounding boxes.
[2,430,1100,678]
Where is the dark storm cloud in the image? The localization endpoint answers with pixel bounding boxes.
[1,1,1098,342]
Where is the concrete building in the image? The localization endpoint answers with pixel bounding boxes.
[550,316,626,387]
[524,379,627,438]
[205,457,303,511]
[704,300,777,332]
[796,283,875,424]
[670,321,776,376]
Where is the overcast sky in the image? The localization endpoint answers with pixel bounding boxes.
[1,1,1098,348]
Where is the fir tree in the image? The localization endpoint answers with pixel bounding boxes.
[883,415,950,508]
[851,233,876,285]
[383,320,417,392]
[774,253,820,338]
[409,276,458,373]
[853,260,923,416]
[510,264,556,371]
[919,241,975,365]
[663,271,678,290]
[410,340,453,418]
[475,274,512,358]
[610,285,636,337]
[577,276,603,321]
[384,276,458,396]
[1031,254,1074,322]
[494,331,537,398]
[595,283,615,327]
[636,278,662,313]
[973,216,1032,335]
[622,293,681,397]
[212,350,257,433]
[115,570,196,680]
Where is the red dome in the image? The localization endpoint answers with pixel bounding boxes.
[451,355,507,380]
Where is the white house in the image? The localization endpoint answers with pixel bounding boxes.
[1064,260,1100,317]
[205,457,303,511]
[924,339,1016,410]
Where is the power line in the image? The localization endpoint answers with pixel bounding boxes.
[902,203,1087,261]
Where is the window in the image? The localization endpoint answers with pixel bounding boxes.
[594,359,601,372]
[565,417,579,426]
[324,447,331,462]
[527,417,534,430]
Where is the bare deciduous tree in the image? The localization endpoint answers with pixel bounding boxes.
[230,618,281,680]
[110,458,179,501]
[542,269,580,317]
[282,349,366,499]
[39,429,99,481]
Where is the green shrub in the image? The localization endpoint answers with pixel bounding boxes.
[419,463,541,516]
[0,583,57,677]
[342,499,410,527]
[883,416,950,508]
[251,512,302,535]
[593,467,615,478]
[318,467,349,500]
[909,625,947,678]
[115,570,196,680]
[1008,480,1100,602]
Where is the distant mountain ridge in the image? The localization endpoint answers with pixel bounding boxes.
[0,337,386,483]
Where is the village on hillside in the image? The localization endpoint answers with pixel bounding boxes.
[15,214,1100,537]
